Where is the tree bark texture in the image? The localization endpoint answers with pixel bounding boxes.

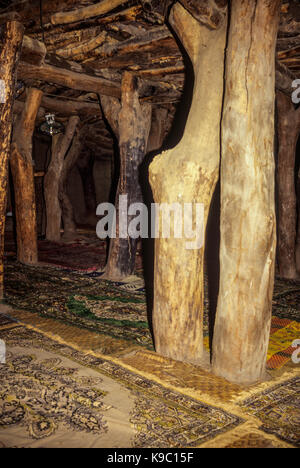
[0,21,23,297]
[44,115,79,242]
[276,91,300,279]
[104,72,152,280]
[10,87,43,264]
[149,2,227,365]
[212,0,281,384]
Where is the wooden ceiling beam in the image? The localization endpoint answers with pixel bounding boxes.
[17,61,121,98]
[87,26,172,61]
[50,0,131,26]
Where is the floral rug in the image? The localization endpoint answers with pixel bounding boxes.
[238,376,300,447]
[0,326,245,448]
[3,260,299,370]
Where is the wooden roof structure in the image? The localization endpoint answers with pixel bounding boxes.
[0,1,299,124]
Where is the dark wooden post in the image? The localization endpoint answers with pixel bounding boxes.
[0,21,24,297]
[212,0,281,384]
[58,129,83,239]
[276,91,300,279]
[44,115,79,242]
[104,72,152,280]
[10,87,43,264]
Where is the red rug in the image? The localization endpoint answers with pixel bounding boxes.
[37,240,107,272]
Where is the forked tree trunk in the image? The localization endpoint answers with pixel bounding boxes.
[10,87,43,264]
[275,91,300,279]
[44,115,79,242]
[104,72,152,280]
[212,0,281,384]
[59,131,83,239]
[0,21,23,298]
[149,3,227,365]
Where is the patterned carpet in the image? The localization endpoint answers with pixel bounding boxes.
[0,323,298,448]
[0,326,245,448]
[3,259,300,369]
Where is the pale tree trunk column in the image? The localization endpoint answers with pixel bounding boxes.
[0,21,23,298]
[11,87,43,264]
[149,2,228,365]
[212,0,281,384]
[104,72,152,280]
[276,91,300,279]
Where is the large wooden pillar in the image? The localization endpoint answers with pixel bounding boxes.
[149,3,227,365]
[44,115,79,242]
[0,21,23,298]
[104,72,152,280]
[11,87,43,264]
[275,91,300,279]
[212,0,281,384]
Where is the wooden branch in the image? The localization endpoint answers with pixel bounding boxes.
[276,60,297,95]
[41,95,101,116]
[276,34,300,51]
[56,31,108,60]
[17,61,121,98]
[14,95,101,117]
[42,5,143,35]
[51,0,130,25]
[93,37,182,70]
[91,26,172,60]
[21,35,46,66]
[135,65,185,76]
[277,44,300,59]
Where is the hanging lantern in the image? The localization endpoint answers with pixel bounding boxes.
[39,113,64,136]
[15,81,25,99]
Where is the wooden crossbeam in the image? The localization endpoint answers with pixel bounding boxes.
[51,0,130,25]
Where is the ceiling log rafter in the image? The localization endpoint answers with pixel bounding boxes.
[0,0,298,121]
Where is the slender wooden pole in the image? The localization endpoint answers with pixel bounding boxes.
[104,72,152,280]
[10,87,43,264]
[44,115,79,242]
[276,91,300,279]
[212,0,281,384]
[0,21,24,297]
[149,3,227,365]
[58,130,83,239]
